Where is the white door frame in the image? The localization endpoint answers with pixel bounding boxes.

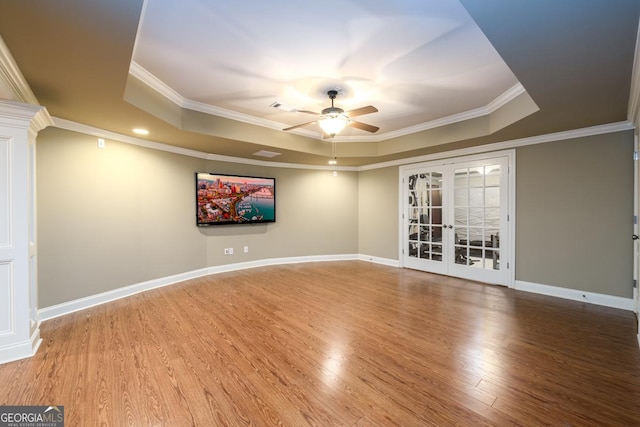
[634,133,640,346]
[398,149,516,288]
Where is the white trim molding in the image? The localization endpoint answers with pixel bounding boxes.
[0,35,39,104]
[628,16,640,128]
[515,280,635,311]
[53,115,633,173]
[357,254,400,267]
[130,60,531,143]
[0,328,41,365]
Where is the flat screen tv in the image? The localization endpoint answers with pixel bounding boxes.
[196,172,276,226]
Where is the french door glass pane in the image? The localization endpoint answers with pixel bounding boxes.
[452,165,501,270]
[407,172,443,262]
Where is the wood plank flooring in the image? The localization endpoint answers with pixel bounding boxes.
[1,261,639,426]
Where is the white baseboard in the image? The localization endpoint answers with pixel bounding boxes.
[358,254,401,267]
[38,254,398,321]
[514,280,635,311]
[0,328,41,365]
[38,267,214,321]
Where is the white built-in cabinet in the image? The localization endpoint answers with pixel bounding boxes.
[0,100,52,364]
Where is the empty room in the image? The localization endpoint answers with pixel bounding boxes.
[1,1,640,425]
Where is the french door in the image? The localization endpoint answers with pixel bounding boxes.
[402,154,511,286]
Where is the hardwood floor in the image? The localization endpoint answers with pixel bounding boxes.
[1,261,639,426]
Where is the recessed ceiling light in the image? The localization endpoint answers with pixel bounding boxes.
[133,128,149,135]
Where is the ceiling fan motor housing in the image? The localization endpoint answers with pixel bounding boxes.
[321,107,345,115]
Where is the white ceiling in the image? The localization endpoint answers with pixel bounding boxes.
[131,0,522,141]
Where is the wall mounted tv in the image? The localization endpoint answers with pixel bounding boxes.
[196,172,276,226]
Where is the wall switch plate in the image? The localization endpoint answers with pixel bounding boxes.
[97,138,105,149]
[244,246,249,253]
[228,248,234,255]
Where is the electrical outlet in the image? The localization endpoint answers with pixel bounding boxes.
[228,247,234,255]
[224,248,230,255]
[244,246,249,253]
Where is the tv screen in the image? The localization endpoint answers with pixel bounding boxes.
[196,172,276,226]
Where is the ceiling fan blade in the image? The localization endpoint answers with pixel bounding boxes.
[296,109,322,116]
[283,120,318,131]
[349,120,379,133]
[345,105,378,118]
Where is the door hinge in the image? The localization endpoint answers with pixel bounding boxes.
[634,215,638,225]
[634,279,637,288]
[634,151,639,161]
[507,262,510,269]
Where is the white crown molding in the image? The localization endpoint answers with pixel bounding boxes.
[130,61,528,142]
[0,100,53,131]
[53,116,633,172]
[52,117,359,171]
[359,120,635,171]
[628,17,640,129]
[129,61,290,130]
[54,117,210,159]
[352,83,528,143]
[0,36,40,105]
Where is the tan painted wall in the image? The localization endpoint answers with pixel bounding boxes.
[516,131,634,297]
[36,126,635,309]
[358,166,399,260]
[37,127,359,308]
[201,166,359,265]
[37,127,208,307]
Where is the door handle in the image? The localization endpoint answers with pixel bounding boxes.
[633,234,639,240]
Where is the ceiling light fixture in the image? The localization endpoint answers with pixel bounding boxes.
[318,114,349,137]
[278,90,378,136]
[133,128,149,135]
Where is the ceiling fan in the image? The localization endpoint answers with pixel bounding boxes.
[275,90,379,137]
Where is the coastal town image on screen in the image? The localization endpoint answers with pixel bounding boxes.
[197,173,275,225]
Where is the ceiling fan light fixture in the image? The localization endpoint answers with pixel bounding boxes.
[318,114,349,136]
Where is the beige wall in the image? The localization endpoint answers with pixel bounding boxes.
[36,126,635,309]
[37,127,359,308]
[358,166,399,260]
[516,131,634,297]
[201,166,359,265]
[37,128,208,307]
